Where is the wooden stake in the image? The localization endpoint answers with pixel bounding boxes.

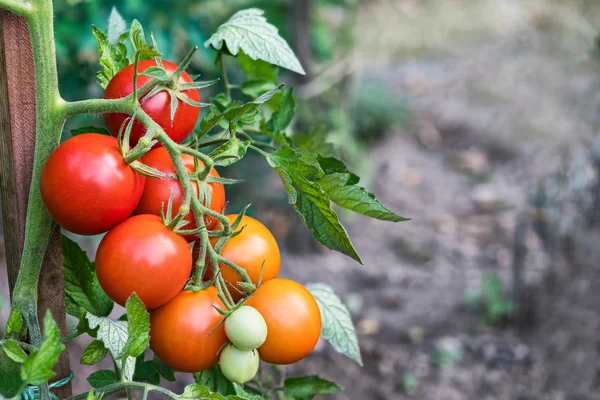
[0,11,72,398]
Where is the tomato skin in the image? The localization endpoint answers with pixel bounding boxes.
[95,214,192,309]
[219,344,260,384]
[40,134,145,235]
[104,60,200,146]
[246,279,321,365]
[150,287,228,372]
[206,215,280,300]
[134,147,225,241]
[225,306,267,350]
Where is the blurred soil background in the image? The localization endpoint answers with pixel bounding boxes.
[4,0,600,399]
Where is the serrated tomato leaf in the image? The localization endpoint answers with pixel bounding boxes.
[265,146,361,262]
[284,375,342,400]
[306,284,362,365]
[20,312,65,385]
[118,293,150,359]
[80,340,109,365]
[193,365,236,395]
[92,25,129,89]
[2,341,27,363]
[107,7,127,45]
[62,235,113,318]
[317,156,408,222]
[209,137,251,167]
[205,9,305,75]
[87,369,118,388]
[5,307,25,340]
[129,19,161,58]
[178,384,241,399]
[85,313,136,380]
[267,88,295,133]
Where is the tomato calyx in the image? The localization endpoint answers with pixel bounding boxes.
[136,46,216,125]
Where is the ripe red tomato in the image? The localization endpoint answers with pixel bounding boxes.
[40,134,145,235]
[205,215,280,300]
[246,279,321,365]
[104,60,200,146]
[150,287,228,372]
[134,147,225,241]
[95,214,192,309]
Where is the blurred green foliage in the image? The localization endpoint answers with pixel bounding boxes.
[465,273,515,325]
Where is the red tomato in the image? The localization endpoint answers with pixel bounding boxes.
[40,134,145,235]
[95,214,192,309]
[150,287,228,372]
[104,60,200,146]
[205,215,280,300]
[246,279,322,365]
[134,147,225,241]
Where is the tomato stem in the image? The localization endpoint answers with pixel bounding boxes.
[217,51,231,102]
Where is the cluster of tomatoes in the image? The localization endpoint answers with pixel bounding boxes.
[39,60,322,382]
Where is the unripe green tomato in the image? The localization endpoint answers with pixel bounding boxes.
[225,306,267,350]
[219,344,260,384]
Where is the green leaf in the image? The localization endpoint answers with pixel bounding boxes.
[118,293,150,359]
[133,360,160,384]
[206,9,305,75]
[306,283,362,365]
[130,19,161,57]
[284,376,342,400]
[87,369,118,388]
[62,235,113,318]
[153,355,176,382]
[209,137,251,167]
[2,340,28,363]
[107,7,127,44]
[267,88,295,133]
[317,156,408,222]
[233,385,262,400]
[238,51,278,83]
[85,313,136,380]
[21,312,65,385]
[178,384,238,399]
[92,25,129,89]
[0,347,24,398]
[87,391,97,400]
[80,340,109,365]
[291,128,336,158]
[241,79,277,98]
[196,114,224,138]
[71,126,111,137]
[5,307,24,340]
[141,66,170,81]
[193,365,236,395]
[265,147,361,262]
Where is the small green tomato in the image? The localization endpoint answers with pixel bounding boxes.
[219,343,260,384]
[225,306,267,350]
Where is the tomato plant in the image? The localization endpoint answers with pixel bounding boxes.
[134,146,225,241]
[95,214,192,309]
[104,59,201,146]
[40,133,145,235]
[0,3,407,400]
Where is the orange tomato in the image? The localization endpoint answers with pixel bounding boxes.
[150,287,228,372]
[134,147,225,242]
[246,278,321,364]
[205,215,280,300]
